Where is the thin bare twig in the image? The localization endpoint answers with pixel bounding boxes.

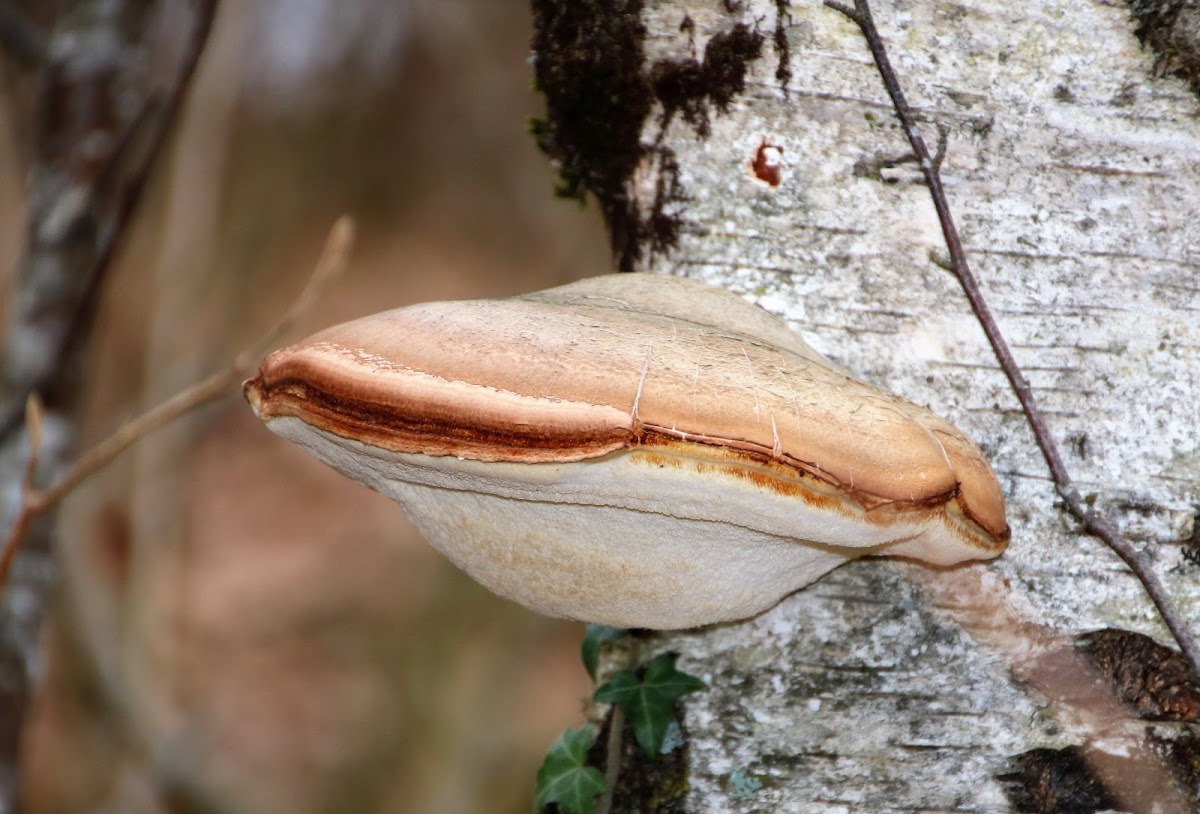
[590,632,642,814]
[43,0,220,405]
[595,704,625,814]
[824,0,1200,679]
[0,396,44,581]
[0,216,356,590]
[254,216,356,355]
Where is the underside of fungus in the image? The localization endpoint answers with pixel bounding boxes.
[244,273,1009,629]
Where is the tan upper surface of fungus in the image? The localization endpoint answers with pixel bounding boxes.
[245,273,1009,549]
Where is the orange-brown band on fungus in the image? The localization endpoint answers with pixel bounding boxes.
[631,434,1009,551]
[245,371,1009,550]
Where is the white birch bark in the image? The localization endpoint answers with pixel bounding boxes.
[594,1,1200,811]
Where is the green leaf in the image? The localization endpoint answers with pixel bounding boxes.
[534,727,606,814]
[581,625,628,679]
[593,653,706,758]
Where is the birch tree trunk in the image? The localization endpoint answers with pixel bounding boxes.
[532,1,1200,811]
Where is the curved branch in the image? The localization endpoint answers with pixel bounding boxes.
[0,216,355,591]
[824,0,1200,679]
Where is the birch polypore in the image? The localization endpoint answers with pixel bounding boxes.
[243,274,1009,629]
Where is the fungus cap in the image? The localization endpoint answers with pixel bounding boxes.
[244,273,1009,629]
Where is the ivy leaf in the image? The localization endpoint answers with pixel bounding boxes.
[581,624,628,679]
[593,652,706,757]
[534,727,606,814]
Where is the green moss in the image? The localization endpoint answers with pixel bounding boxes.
[651,23,765,136]
[530,4,770,270]
[530,0,652,270]
[773,0,795,87]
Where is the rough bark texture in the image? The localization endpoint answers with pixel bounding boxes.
[533,0,1200,811]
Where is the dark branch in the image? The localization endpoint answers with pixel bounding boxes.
[0,0,218,441]
[824,0,1200,680]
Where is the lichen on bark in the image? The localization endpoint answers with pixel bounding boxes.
[532,0,1200,810]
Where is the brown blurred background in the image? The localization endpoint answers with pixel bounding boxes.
[1,1,611,811]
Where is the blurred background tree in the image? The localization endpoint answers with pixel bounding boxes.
[2,1,608,812]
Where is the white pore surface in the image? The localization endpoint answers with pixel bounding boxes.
[268,416,979,629]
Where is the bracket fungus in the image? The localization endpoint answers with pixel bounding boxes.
[244,273,1009,629]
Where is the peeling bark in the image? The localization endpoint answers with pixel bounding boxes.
[533,0,1200,810]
